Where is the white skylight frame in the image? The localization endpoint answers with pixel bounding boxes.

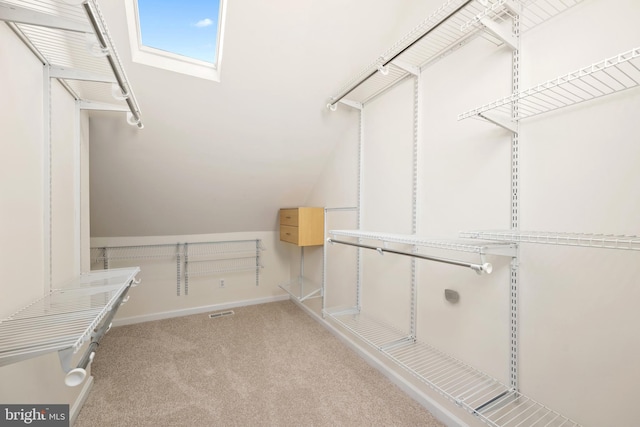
[124,0,226,81]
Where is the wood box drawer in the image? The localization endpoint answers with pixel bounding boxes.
[280,209,299,226]
[280,225,299,244]
[278,207,324,246]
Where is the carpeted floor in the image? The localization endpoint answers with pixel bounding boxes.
[75,300,444,426]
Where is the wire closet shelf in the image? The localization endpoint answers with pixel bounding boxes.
[0,0,143,127]
[327,0,583,108]
[460,230,640,250]
[323,308,581,427]
[458,47,640,127]
[327,230,518,275]
[0,268,139,379]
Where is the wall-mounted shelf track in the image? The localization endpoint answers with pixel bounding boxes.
[324,308,581,427]
[0,267,139,385]
[458,47,640,130]
[0,0,143,127]
[460,230,640,251]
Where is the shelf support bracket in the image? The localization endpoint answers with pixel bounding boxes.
[78,101,129,112]
[479,17,517,51]
[478,112,518,134]
[390,60,419,76]
[338,99,363,110]
[50,65,117,84]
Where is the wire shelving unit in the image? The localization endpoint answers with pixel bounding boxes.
[327,0,514,107]
[460,230,640,251]
[92,240,264,296]
[0,267,139,383]
[0,0,143,127]
[458,47,640,129]
[324,308,581,427]
[327,0,583,109]
[184,240,264,294]
[329,230,517,256]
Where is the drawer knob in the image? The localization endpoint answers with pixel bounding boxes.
[285,216,291,219]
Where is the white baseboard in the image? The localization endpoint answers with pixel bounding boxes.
[290,298,469,427]
[112,295,290,327]
[70,375,93,426]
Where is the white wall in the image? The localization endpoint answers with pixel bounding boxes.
[305,1,640,426]
[0,22,92,419]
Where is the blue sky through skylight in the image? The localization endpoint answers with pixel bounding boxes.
[137,0,220,64]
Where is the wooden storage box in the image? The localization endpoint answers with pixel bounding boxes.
[279,207,324,246]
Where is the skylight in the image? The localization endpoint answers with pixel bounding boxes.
[125,0,226,81]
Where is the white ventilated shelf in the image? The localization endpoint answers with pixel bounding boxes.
[459,47,640,126]
[0,0,142,126]
[328,0,583,107]
[185,257,263,278]
[517,0,584,32]
[329,0,515,106]
[279,277,322,302]
[324,309,581,427]
[329,230,516,256]
[461,230,640,251]
[92,244,179,262]
[0,267,139,367]
[186,240,264,260]
[462,0,584,34]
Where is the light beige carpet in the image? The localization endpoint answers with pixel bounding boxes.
[75,300,444,426]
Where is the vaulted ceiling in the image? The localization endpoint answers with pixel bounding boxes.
[89,0,436,237]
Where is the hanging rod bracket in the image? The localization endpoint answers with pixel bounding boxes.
[377,63,390,76]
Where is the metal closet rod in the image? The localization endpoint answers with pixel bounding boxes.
[327,238,492,274]
[82,1,143,128]
[329,0,475,107]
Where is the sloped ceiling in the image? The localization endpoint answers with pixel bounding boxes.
[89,0,435,237]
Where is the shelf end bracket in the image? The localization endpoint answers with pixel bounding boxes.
[338,99,363,111]
[479,112,518,134]
[479,17,517,51]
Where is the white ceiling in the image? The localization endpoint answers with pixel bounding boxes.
[89,0,439,237]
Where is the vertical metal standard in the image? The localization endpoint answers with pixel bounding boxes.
[255,239,260,286]
[184,242,189,296]
[73,102,81,276]
[176,243,181,296]
[43,64,52,292]
[299,246,305,298]
[322,209,327,302]
[103,247,109,270]
[409,73,421,339]
[356,107,364,312]
[510,10,521,392]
